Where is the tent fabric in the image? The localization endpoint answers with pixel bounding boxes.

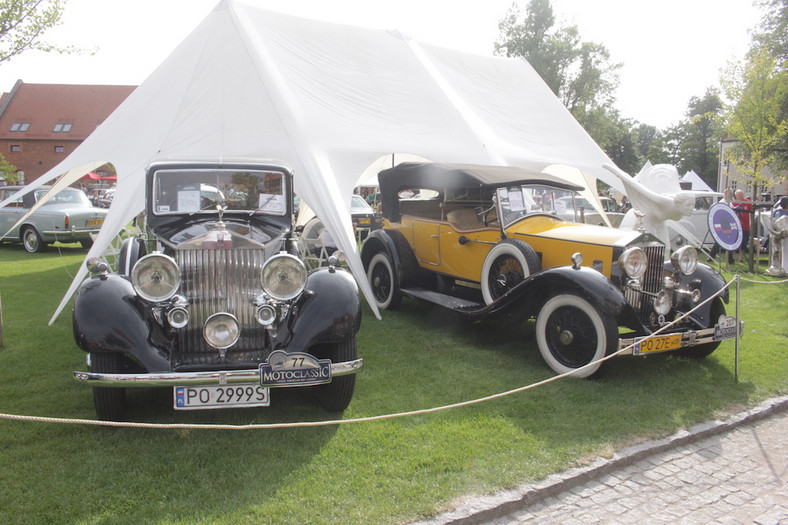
[0,0,622,325]
[680,170,716,193]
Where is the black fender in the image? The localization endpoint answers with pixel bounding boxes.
[361,229,423,288]
[664,260,729,327]
[283,267,362,351]
[72,274,172,371]
[483,265,639,328]
[117,237,147,276]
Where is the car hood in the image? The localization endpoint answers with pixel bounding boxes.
[157,219,284,251]
[521,221,644,248]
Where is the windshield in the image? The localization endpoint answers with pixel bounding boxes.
[152,168,287,216]
[496,184,576,227]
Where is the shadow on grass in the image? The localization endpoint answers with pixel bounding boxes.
[359,297,754,446]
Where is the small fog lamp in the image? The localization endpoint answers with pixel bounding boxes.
[653,290,673,315]
[255,304,277,326]
[167,307,190,328]
[203,313,240,349]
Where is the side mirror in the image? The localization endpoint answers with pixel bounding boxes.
[458,235,470,245]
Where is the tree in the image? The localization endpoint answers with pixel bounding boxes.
[578,107,639,174]
[753,0,788,65]
[680,88,724,186]
[495,1,621,118]
[720,48,788,271]
[0,0,74,65]
[720,48,788,192]
[0,154,17,184]
[751,0,788,171]
[645,124,685,168]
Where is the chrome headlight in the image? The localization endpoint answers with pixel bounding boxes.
[167,307,190,328]
[255,304,277,326]
[671,246,698,276]
[203,313,240,349]
[653,290,673,315]
[261,253,307,301]
[131,253,180,302]
[618,247,647,279]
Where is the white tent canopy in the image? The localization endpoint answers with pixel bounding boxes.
[1,0,622,324]
[681,170,716,193]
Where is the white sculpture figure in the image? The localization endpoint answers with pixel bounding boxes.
[604,163,697,249]
[762,212,788,276]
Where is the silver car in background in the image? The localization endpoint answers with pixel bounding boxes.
[0,186,108,252]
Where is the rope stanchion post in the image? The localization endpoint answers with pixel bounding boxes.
[735,274,741,383]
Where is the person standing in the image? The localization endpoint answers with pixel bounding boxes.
[733,189,752,263]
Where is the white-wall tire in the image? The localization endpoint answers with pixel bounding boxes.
[480,239,540,304]
[366,252,401,310]
[535,293,617,378]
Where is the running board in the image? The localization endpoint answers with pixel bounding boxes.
[400,287,483,310]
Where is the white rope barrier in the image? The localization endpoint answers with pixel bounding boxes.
[0,273,777,430]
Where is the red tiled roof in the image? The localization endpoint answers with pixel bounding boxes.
[0,81,136,140]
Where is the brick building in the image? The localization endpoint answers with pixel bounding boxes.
[0,80,135,185]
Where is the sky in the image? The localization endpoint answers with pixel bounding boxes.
[0,0,764,130]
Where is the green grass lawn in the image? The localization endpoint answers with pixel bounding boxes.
[0,243,786,524]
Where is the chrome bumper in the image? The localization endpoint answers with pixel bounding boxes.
[618,319,742,355]
[74,359,363,388]
[44,228,102,240]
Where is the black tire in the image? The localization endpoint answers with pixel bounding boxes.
[80,238,94,250]
[118,237,147,276]
[678,298,725,358]
[481,239,540,304]
[535,293,618,378]
[91,352,127,421]
[313,338,357,412]
[366,251,402,310]
[21,226,44,253]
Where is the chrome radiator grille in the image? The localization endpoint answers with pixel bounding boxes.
[623,243,665,323]
[175,248,269,367]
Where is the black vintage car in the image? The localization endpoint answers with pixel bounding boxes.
[73,161,363,419]
[361,163,737,377]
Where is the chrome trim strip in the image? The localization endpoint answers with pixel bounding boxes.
[73,358,363,387]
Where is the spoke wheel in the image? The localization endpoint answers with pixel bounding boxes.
[481,239,540,304]
[535,293,617,378]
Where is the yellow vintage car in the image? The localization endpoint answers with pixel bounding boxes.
[361,163,734,377]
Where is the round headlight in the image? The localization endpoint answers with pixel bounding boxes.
[618,247,648,279]
[131,253,180,302]
[261,253,307,301]
[203,313,240,349]
[671,246,698,276]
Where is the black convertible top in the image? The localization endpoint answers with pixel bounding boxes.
[378,162,585,221]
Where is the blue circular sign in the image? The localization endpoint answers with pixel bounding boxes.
[707,202,743,251]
